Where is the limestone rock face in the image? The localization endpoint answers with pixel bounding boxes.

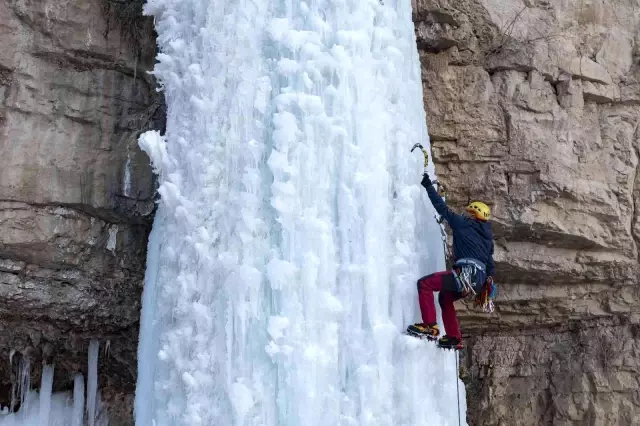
[413,0,640,424]
[0,0,160,421]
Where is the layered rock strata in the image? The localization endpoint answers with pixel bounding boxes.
[412,0,640,424]
[0,1,161,422]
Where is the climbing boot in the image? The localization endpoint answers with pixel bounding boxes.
[406,323,439,340]
[437,335,464,351]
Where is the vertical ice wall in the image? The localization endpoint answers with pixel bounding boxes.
[136,0,467,425]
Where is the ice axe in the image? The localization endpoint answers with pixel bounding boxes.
[411,143,429,173]
[411,142,445,197]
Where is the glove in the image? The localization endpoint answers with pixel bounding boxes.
[420,173,433,189]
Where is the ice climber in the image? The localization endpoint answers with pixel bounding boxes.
[407,173,497,350]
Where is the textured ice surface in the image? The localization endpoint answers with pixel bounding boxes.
[136,0,467,425]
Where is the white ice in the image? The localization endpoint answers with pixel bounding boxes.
[37,365,53,425]
[0,390,107,426]
[135,0,467,425]
[106,226,118,253]
[72,374,85,426]
[124,152,133,197]
[87,340,99,426]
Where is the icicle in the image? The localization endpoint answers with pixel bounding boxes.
[72,373,85,426]
[123,152,132,197]
[9,351,18,413]
[18,358,30,419]
[106,226,118,253]
[39,364,54,425]
[86,340,99,426]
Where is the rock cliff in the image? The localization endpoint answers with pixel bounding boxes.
[0,0,160,422]
[412,0,640,424]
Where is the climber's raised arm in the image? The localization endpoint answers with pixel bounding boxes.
[420,174,466,229]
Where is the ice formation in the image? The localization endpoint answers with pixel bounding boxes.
[0,340,107,426]
[135,0,468,424]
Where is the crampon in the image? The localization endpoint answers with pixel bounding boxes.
[405,323,439,341]
[437,335,464,351]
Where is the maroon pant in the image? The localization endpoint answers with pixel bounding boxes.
[417,271,463,339]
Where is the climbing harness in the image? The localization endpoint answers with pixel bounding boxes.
[451,258,486,298]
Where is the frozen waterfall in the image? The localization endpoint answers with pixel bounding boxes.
[136,0,467,425]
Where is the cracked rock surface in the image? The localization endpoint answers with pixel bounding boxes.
[0,0,161,423]
[413,0,640,424]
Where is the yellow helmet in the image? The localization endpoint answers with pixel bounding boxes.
[466,201,491,221]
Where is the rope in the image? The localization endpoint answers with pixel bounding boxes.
[436,216,451,263]
[433,178,462,425]
[456,351,461,426]
[434,180,453,266]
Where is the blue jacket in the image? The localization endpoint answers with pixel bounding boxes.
[424,181,495,277]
